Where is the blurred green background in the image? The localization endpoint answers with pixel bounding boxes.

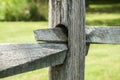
[0,0,120,80]
[0,0,48,21]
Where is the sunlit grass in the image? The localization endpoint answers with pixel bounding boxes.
[0,22,48,43]
[86,44,120,80]
[90,4,120,8]
[1,68,48,80]
[86,4,120,26]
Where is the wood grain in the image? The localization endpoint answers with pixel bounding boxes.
[0,43,67,78]
[49,0,86,80]
[35,26,120,44]
[34,27,67,42]
[86,26,120,44]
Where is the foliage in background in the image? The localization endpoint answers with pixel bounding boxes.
[86,4,120,26]
[90,0,120,4]
[0,0,48,21]
[27,0,48,21]
[0,0,119,21]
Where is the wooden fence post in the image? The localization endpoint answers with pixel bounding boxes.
[49,0,86,80]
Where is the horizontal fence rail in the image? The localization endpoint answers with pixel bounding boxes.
[86,26,120,44]
[0,26,120,78]
[35,26,120,44]
[34,27,67,42]
[0,43,67,78]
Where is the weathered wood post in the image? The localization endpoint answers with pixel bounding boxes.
[49,0,86,80]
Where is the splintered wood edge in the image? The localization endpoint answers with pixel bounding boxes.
[34,26,120,44]
[0,43,67,78]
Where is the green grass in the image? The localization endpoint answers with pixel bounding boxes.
[0,3,120,80]
[86,44,120,80]
[85,4,120,79]
[0,22,48,43]
[0,68,48,80]
[86,4,120,26]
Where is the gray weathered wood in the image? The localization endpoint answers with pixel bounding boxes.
[49,0,86,80]
[86,26,120,44]
[0,43,67,78]
[34,27,67,42]
[34,27,90,55]
[34,26,120,44]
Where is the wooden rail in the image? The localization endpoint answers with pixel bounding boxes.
[0,43,67,78]
[86,26,120,44]
[35,26,120,44]
[0,26,120,78]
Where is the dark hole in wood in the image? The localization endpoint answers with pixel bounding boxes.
[55,24,68,37]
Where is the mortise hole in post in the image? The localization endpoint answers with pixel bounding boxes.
[55,24,68,37]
